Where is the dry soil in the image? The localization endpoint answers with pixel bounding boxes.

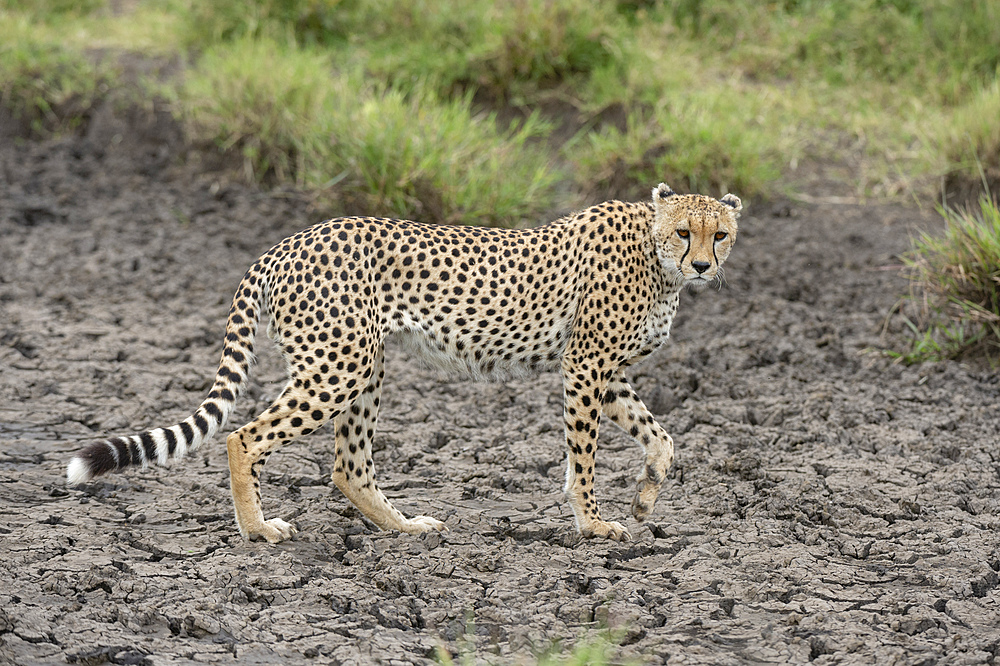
[1,104,999,665]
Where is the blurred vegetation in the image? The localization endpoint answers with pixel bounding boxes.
[665,0,999,95]
[436,623,631,666]
[3,0,999,214]
[942,82,1000,195]
[0,14,115,135]
[170,37,558,225]
[182,0,627,100]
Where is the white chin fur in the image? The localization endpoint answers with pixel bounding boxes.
[66,458,91,485]
[686,276,714,288]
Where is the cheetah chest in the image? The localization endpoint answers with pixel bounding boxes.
[637,290,680,355]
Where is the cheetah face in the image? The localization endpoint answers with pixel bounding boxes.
[650,183,741,287]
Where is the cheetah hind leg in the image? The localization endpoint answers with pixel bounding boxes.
[330,347,446,535]
[226,381,350,543]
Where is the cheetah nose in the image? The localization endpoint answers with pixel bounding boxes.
[692,261,711,274]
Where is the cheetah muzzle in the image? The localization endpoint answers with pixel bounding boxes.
[67,183,742,543]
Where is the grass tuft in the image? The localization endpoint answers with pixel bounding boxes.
[897,196,1000,363]
[457,0,627,99]
[180,0,343,47]
[571,53,788,199]
[172,38,560,226]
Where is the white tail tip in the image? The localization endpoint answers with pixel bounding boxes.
[66,457,91,485]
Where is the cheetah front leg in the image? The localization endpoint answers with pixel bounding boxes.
[560,359,630,542]
[601,371,674,522]
[330,345,446,535]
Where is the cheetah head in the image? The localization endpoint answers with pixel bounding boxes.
[650,183,741,287]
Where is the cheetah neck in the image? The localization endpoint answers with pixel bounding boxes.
[637,207,684,298]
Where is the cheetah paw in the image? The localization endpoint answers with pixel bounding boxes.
[631,485,660,522]
[632,467,665,522]
[252,518,297,543]
[400,515,448,534]
[581,519,631,542]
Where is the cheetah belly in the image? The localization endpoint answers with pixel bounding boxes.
[389,312,573,382]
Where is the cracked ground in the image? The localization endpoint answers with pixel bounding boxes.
[1,105,999,665]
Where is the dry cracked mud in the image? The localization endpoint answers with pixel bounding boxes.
[1,104,999,665]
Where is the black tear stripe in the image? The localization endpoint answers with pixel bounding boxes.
[679,239,690,272]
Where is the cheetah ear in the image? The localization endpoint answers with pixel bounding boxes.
[652,183,676,202]
[719,193,742,212]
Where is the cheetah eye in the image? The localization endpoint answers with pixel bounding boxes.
[676,229,690,239]
[714,231,728,241]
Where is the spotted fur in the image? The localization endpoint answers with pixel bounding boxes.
[67,184,741,543]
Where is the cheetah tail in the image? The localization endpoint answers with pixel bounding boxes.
[66,264,266,485]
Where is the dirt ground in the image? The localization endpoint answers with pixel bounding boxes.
[1,102,999,666]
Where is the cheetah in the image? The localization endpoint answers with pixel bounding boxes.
[67,183,741,543]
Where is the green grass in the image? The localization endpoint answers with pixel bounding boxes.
[0,11,116,134]
[659,0,1000,98]
[181,0,628,102]
[942,82,1000,192]
[571,61,789,198]
[559,0,1000,201]
[436,629,629,666]
[171,38,560,225]
[6,0,1000,207]
[358,0,626,101]
[3,0,108,20]
[660,0,1000,197]
[894,197,1000,364]
[2,0,999,226]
